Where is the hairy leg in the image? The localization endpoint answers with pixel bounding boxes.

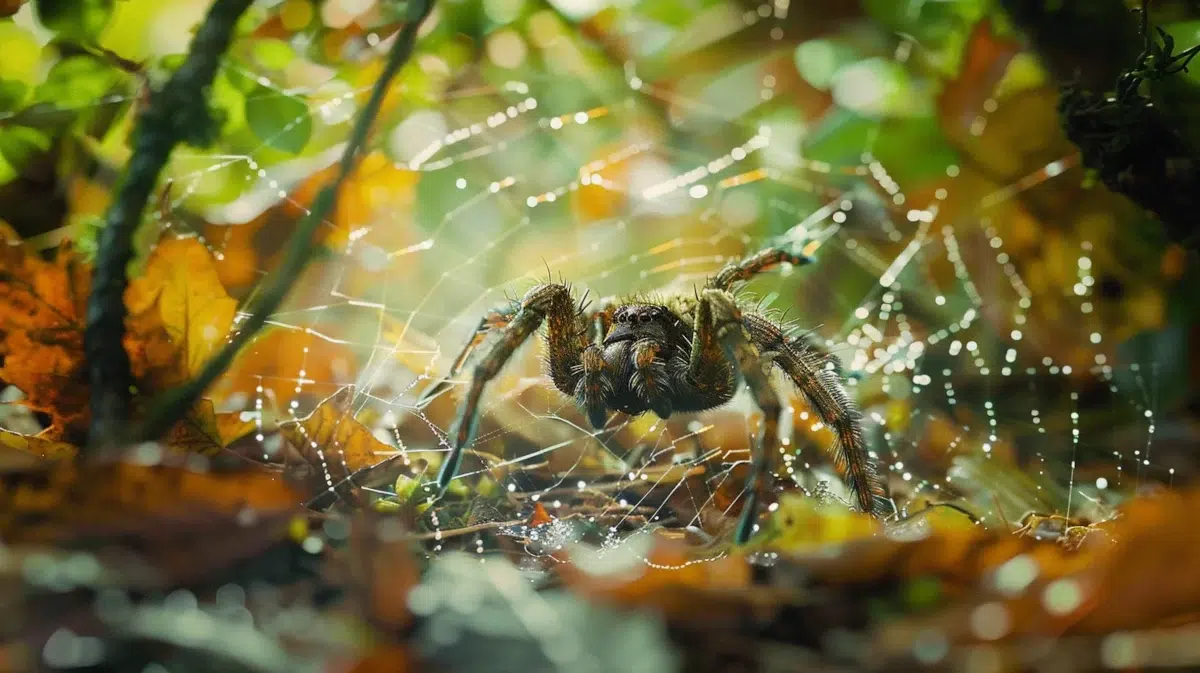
[417,302,517,408]
[684,292,737,405]
[679,242,813,407]
[574,344,610,429]
[743,313,892,518]
[710,244,815,291]
[701,288,782,544]
[435,283,585,496]
[631,340,674,419]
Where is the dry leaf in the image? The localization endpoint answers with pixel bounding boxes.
[163,399,256,455]
[0,240,92,440]
[342,515,421,633]
[0,458,301,543]
[0,234,244,442]
[127,235,238,383]
[528,501,552,527]
[214,326,357,406]
[278,386,402,485]
[0,427,77,460]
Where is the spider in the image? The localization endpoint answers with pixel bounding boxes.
[419,243,892,542]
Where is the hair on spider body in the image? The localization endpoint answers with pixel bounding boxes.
[588,300,735,422]
[425,243,892,544]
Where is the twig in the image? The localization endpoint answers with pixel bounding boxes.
[404,519,524,541]
[129,0,436,445]
[85,0,255,449]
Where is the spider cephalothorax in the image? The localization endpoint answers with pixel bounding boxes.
[593,301,735,423]
[420,244,892,542]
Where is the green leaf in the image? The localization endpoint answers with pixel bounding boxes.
[34,0,115,42]
[244,85,312,154]
[0,22,43,85]
[253,38,294,71]
[0,126,51,185]
[636,0,694,28]
[34,55,122,109]
[0,79,28,114]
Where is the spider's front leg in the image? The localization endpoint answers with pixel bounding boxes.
[417,303,518,408]
[434,283,587,496]
[711,244,814,291]
[744,314,892,518]
[696,288,781,544]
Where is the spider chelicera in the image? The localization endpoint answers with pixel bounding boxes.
[419,244,892,542]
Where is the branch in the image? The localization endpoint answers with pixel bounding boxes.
[85,0,255,448]
[129,0,437,445]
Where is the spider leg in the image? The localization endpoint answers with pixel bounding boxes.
[743,313,892,518]
[588,300,618,345]
[574,345,610,429]
[699,288,780,544]
[710,244,815,291]
[417,302,518,408]
[631,340,675,419]
[435,283,585,496]
[685,289,737,402]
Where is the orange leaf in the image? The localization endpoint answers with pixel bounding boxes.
[936,18,1022,140]
[344,515,421,633]
[127,235,238,383]
[528,502,552,527]
[0,240,92,440]
[214,327,357,405]
[278,386,402,481]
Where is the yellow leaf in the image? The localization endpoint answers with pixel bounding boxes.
[127,235,237,380]
[0,427,77,461]
[278,386,401,477]
[164,399,256,455]
[754,493,882,553]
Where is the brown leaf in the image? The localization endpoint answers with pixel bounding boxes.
[0,458,301,544]
[163,399,256,456]
[213,326,357,406]
[278,386,402,487]
[936,18,1023,142]
[341,515,420,633]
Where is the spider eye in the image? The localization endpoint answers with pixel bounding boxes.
[639,313,652,323]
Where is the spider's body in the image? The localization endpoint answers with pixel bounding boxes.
[592,300,732,420]
[421,244,892,542]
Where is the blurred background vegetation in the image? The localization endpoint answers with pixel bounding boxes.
[0,0,1197,526]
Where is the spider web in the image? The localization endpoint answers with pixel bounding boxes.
[3,0,1179,561]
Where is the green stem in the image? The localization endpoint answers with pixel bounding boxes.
[130,0,436,445]
[86,0,255,449]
